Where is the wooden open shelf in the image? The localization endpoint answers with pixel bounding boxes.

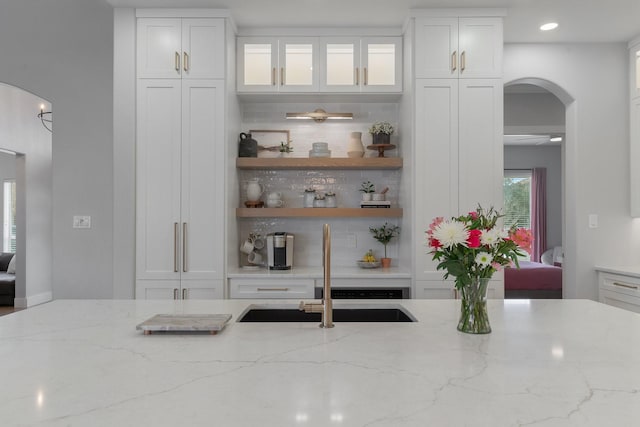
[236,207,403,218]
[236,157,402,170]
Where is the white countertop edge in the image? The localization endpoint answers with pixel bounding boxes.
[227,266,411,279]
[595,265,640,278]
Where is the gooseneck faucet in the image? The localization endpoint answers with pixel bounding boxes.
[299,224,334,328]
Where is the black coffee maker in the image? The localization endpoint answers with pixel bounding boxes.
[267,232,294,270]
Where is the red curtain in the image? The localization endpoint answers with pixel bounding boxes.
[531,168,547,262]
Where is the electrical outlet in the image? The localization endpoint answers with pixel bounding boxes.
[73,215,91,229]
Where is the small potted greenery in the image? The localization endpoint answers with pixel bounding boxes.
[360,180,375,201]
[279,140,293,156]
[369,222,400,268]
[368,121,394,145]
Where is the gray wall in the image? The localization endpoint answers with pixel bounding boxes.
[504,145,563,250]
[0,0,114,298]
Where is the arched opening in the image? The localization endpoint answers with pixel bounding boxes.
[505,77,577,299]
[0,82,53,309]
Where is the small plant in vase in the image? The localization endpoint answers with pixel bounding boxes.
[369,222,400,268]
[279,140,293,157]
[360,180,375,201]
[368,121,394,145]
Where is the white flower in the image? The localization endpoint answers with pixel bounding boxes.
[475,252,493,267]
[498,229,509,239]
[480,228,502,246]
[432,220,469,248]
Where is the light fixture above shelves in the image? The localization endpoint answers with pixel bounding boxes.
[37,103,52,132]
[286,108,353,123]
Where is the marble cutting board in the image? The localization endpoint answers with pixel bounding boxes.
[136,314,232,335]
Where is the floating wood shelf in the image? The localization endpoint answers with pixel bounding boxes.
[236,207,403,218]
[236,157,402,170]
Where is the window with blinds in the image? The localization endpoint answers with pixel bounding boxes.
[3,180,16,253]
[503,170,531,230]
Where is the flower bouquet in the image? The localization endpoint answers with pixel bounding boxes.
[368,121,394,145]
[426,206,532,333]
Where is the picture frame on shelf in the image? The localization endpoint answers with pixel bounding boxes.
[251,129,291,157]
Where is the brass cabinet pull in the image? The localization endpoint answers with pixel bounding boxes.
[451,50,457,72]
[453,288,459,299]
[174,222,179,272]
[257,288,290,292]
[461,51,466,72]
[355,67,359,85]
[183,52,189,72]
[280,67,284,85]
[173,288,179,300]
[182,288,187,299]
[272,67,276,85]
[364,67,368,85]
[175,52,180,72]
[182,222,187,272]
[613,281,639,290]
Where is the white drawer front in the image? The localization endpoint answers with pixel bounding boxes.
[229,279,314,299]
[600,289,640,314]
[600,273,640,298]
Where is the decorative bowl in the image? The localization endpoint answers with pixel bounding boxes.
[357,260,381,269]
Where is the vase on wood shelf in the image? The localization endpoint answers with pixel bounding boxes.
[457,277,491,334]
[347,132,365,158]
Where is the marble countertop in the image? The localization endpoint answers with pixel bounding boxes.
[1,299,639,426]
[595,265,640,278]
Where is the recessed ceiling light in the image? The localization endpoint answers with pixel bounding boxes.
[540,22,558,31]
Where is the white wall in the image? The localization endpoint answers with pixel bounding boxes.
[504,92,565,130]
[504,145,563,249]
[504,43,632,300]
[0,152,16,247]
[0,0,115,298]
[0,83,53,306]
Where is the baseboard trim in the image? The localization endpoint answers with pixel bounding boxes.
[14,291,53,308]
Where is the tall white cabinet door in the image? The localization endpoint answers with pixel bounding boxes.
[458,79,503,215]
[458,18,503,78]
[181,18,225,79]
[136,79,182,280]
[414,79,459,280]
[137,18,182,79]
[415,18,459,79]
[630,97,640,216]
[361,37,402,92]
[180,80,225,280]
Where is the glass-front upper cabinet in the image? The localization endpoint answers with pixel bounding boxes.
[237,37,318,92]
[320,37,402,92]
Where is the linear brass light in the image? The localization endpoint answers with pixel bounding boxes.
[286,108,353,123]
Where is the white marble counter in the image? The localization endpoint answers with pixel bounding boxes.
[595,265,640,278]
[1,299,639,426]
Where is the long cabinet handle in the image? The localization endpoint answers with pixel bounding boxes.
[272,67,276,86]
[280,67,284,85]
[355,67,359,85]
[182,288,187,299]
[451,50,457,72]
[182,222,187,272]
[175,52,180,72]
[364,67,368,85]
[257,288,290,292]
[174,222,179,272]
[613,282,639,290]
[183,52,189,72]
[460,51,466,72]
[173,288,179,300]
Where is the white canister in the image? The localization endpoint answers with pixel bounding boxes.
[303,189,316,207]
[325,192,337,208]
[313,194,326,208]
[347,132,365,158]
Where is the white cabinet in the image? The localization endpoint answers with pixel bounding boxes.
[135,79,226,299]
[137,280,224,300]
[598,271,640,314]
[229,278,314,299]
[137,18,225,79]
[629,38,640,217]
[415,17,502,79]
[630,40,640,100]
[414,280,501,299]
[237,37,319,92]
[320,37,402,92]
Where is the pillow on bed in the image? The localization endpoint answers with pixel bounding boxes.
[540,249,554,265]
[6,254,15,274]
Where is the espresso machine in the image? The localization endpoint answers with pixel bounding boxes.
[267,232,294,270]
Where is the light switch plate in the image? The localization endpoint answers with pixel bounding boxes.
[588,214,598,229]
[73,215,91,229]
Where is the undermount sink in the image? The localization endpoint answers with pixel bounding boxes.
[238,304,416,323]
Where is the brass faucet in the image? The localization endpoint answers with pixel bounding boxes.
[299,224,334,328]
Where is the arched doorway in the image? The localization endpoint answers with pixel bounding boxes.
[505,78,577,299]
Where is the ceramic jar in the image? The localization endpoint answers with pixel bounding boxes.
[347,132,365,158]
[325,192,337,208]
[246,179,264,201]
[313,194,326,208]
[303,189,316,207]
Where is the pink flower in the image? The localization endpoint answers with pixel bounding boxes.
[510,228,533,254]
[427,216,444,236]
[468,211,478,220]
[429,237,442,249]
[491,262,503,271]
[467,229,481,248]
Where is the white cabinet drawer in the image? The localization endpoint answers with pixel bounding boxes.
[414,280,500,299]
[229,279,314,299]
[600,289,640,314]
[599,272,640,313]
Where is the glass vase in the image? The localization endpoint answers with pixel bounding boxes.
[457,277,491,334]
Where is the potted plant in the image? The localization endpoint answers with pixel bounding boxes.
[360,180,375,201]
[369,222,400,268]
[368,121,394,145]
[279,140,293,157]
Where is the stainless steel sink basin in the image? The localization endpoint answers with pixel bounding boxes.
[238,304,416,323]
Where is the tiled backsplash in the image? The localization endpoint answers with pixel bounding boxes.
[237,101,403,268]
